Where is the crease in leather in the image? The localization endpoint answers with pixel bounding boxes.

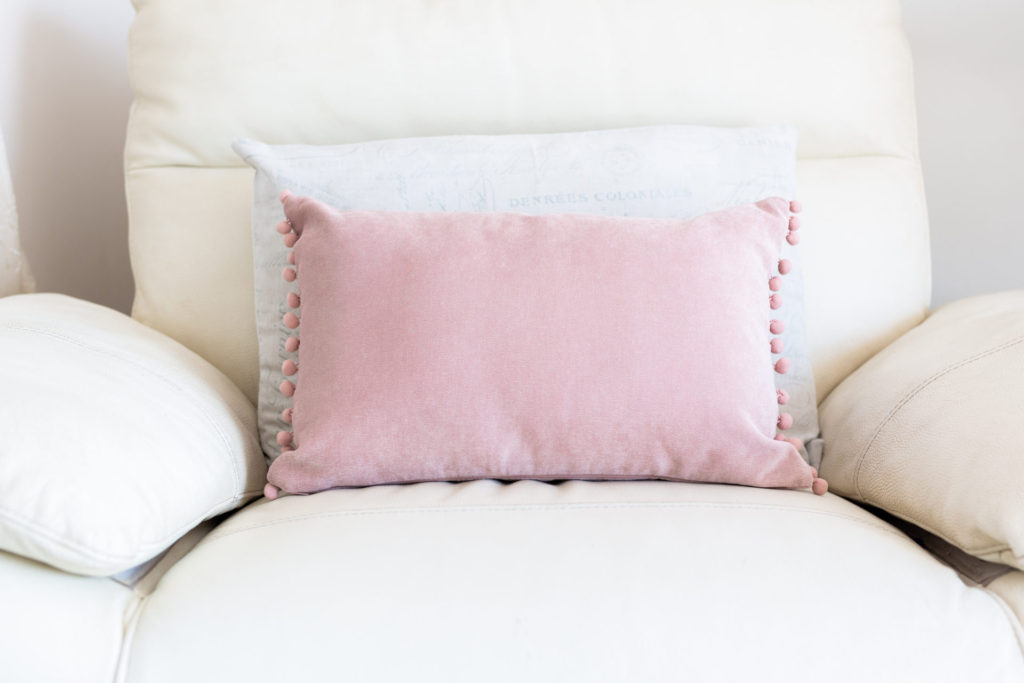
[112,514,230,680]
[114,593,146,683]
[204,500,910,545]
[1,323,251,496]
[123,151,920,174]
[979,587,1024,662]
[851,334,1024,558]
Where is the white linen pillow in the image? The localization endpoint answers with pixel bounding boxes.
[233,125,821,466]
[0,294,266,576]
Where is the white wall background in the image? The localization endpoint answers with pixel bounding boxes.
[903,0,1024,305]
[0,0,1021,313]
[0,0,135,313]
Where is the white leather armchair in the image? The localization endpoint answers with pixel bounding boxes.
[1,0,1022,681]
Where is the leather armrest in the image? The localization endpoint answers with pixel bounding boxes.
[820,290,1024,569]
[0,294,266,575]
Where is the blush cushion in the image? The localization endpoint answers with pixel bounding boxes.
[267,194,817,495]
[233,126,821,467]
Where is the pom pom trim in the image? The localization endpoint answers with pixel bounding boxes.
[272,191,301,499]
[768,198,825,496]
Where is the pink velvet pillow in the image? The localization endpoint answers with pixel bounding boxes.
[266,193,826,498]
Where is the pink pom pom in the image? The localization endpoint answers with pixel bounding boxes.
[769,319,785,334]
[287,292,301,308]
[787,436,803,450]
[770,337,784,354]
[276,430,293,446]
[282,267,297,282]
[768,276,783,292]
[285,336,300,352]
[279,190,293,203]
[283,312,299,329]
[777,413,794,430]
[777,388,789,405]
[279,379,295,397]
[786,232,801,246]
[283,233,298,248]
[282,407,293,424]
[774,433,787,441]
[287,252,296,265]
[789,200,803,214]
[788,216,801,231]
[774,357,791,374]
[264,482,280,500]
[777,259,793,275]
[769,294,783,310]
[282,359,298,376]
[812,478,828,496]
[276,221,291,235]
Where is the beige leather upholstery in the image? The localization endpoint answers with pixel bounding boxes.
[0,551,136,683]
[125,0,930,403]
[123,481,1024,681]
[93,0,1019,680]
[821,291,1024,569]
[0,519,223,683]
[989,572,1024,635]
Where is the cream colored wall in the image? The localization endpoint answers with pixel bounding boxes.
[0,1,1020,313]
[0,0,134,312]
[902,0,1024,305]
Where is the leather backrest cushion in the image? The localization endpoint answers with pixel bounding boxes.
[125,0,930,403]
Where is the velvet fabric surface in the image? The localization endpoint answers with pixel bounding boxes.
[269,194,815,494]
[232,127,820,467]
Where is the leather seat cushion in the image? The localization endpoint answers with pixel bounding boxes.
[124,480,1024,681]
[0,550,136,683]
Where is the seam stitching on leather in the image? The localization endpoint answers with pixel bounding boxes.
[979,586,1024,664]
[205,501,908,544]
[113,592,147,683]
[0,323,247,497]
[850,335,1024,502]
[123,151,919,174]
[0,490,262,568]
